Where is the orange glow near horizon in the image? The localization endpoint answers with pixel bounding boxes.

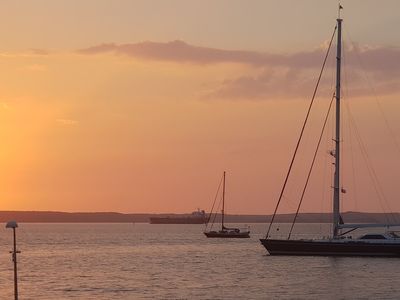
[0,1,400,215]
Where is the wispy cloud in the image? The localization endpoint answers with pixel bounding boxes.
[206,68,318,100]
[77,40,400,99]
[0,49,52,58]
[23,64,48,72]
[0,102,10,110]
[207,65,399,101]
[30,48,50,56]
[56,119,79,126]
[78,40,325,68]
[77,40,400,72]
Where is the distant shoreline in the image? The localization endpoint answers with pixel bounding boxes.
[0,211,399,224]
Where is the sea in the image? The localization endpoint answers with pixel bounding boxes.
[0,223,400,299]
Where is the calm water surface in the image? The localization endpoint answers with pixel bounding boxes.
[0,223,399,299]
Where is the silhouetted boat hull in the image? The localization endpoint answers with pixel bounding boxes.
[260,238,400,257]
[150,209,206,224]
[205,230,250,238]
[150,217,205,224]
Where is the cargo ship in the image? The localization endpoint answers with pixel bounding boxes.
[149,209,206,224]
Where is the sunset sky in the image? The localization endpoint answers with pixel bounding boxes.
[1,0,400,214]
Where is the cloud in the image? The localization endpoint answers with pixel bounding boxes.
[0,102,10,110]
[78,40,323,68]
[78,40,400,99]
[205,67,327,100]
[30,49,50,55]
[78,40,400,71]
[56,119,79,126]
[0,49,51,58]
[23,64,48,72]
[208,66,399,101]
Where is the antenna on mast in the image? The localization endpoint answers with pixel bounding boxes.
[338,2,343,19]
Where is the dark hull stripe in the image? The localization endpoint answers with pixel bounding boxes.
[260,239,400,257]
[205,233,250,238]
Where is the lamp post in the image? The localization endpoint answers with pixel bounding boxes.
[6,221,19,300]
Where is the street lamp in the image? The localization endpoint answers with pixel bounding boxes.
[6,221,19,300]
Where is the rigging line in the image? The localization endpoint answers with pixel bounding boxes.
[266,25,337,238]
[343,31,397,223]
[281,194,300,210]
[350,111,397,224]
[321,40,336,226]
[346,103,395,224]
[320,112,331,225]
[209,196,222,231]
[342,42,359,212]
[205,173,224,230]
[347,106,358,211]
[342,102,359,212]
[339,35,350,218]
[340,37,347,212]
[375,100,400,155]
[344,27,400,157]
[288,93,335,239]
[340,38,345,198]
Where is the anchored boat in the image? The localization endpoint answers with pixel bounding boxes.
[204,172,250,238]
[150,209,206,224]
[260,5,400,256]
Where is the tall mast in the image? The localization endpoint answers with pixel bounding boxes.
[222,171,226,230]
[333,15,342,238]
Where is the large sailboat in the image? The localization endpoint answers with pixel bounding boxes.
[260,6,400,256]
[204,171,250,238]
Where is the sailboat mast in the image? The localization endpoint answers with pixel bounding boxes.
[333,16,342,238]
[222,171,226,230]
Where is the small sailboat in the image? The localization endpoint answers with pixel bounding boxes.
[204,171,250,238]
[260,5,400,256]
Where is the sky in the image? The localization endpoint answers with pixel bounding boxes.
[0,0,400,214]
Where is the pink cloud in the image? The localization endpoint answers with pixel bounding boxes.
[78,40,400,99]
[30,48,50,55]
[78,40,400,72]
[78,40,320,67]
